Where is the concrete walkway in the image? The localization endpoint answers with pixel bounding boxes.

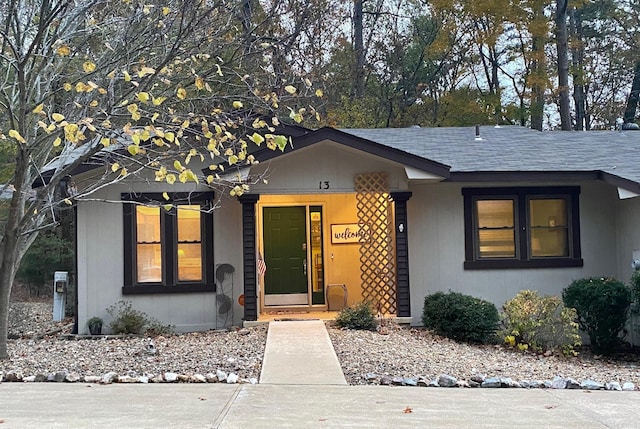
[1,384,640,428]
[260,320,347,385]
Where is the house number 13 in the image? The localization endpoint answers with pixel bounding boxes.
[319,181,330,189]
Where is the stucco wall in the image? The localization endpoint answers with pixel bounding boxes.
[407,180,620,325]
[76,180,244,334]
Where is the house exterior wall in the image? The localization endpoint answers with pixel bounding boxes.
[407,180,619,326]
[76,181,245,334]
[615,195,640,283]
[249,141,409,194]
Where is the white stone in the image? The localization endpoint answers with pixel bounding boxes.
[83,376,101,383]
[205,373,217,383]
[249,378,258,385]
[137,376,150,384]
[164,372,178,382]
[606,381,622,391]
[191,374,207,383]
[23,375,36,382]
[551,376,567,389]
[101,372,118,384]
[216,369,227,382]
[226,373,239,384]
[622,382,635,391]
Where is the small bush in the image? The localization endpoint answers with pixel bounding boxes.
[562,277,632,355]
[335,301,376,330]
[500,290,581,356]
[422,291,499,344]
[107,301,147,334]
[106,301,174,336]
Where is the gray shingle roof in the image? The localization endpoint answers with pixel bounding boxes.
[342,126,640,182]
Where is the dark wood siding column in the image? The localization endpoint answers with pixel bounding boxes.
[238,194,260,321]
[391,191,412,318]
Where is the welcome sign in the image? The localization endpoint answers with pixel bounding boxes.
[331,223,370,244]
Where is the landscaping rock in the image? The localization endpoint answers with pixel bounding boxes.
[438,374,457,387]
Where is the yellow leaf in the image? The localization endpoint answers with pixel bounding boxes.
[53,137,62,147]
[127,104,138,113]
[137,92,150,103]
[165,132,175,142]
[215,64,223,76]
[46,123,56,133]
[166,174,176,185]
[56,45,70,56]
[89,100,99,107]
[162,192,170,200]
[209,164,218,170]
[152,96,166,106]
[177,87,186,100]
[178,171,187,183]
[120,167,128,176]
[248,132,265,145]
[111,163,120,172]
[162,7,170,15]
[83,61,96,73]
[32,104,44,114]
[206,175,214,184]
[8,129,25,143]
[195,76,205,90]
[174,160,184,171]
[185,170,199,183]
[138,66,156,77]
[284,85,297,94]
[232,101,243,109]
[100,137,111,147]
[63,83,72,91]
[75,82,86,92]
[127,145,139,155]
[64,198,72,205]
[315,88,324,97]
[123,71,131,82]
[52,113,65,122]
[228,155,238,165]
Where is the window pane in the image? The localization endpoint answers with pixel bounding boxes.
[530,199,569,257]
[137,243,162,282]
[136,206,161,283]
[478,229,516,258]
[477,200,514,228]
[177,205,202,282]
[529,199,567,227]
[177,205,201,242]
[137,206,160,242]
[477,199,515,258]
[178,243,202,281]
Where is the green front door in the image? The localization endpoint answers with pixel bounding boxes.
[263,206,309,305]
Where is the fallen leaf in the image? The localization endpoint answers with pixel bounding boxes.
[198,397,207,401]
[318,418,327,422]
[544,405,557,409]
[403,407,413,413]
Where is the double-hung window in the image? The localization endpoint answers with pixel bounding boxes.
[122,192,215,293]
[462,187,582,269]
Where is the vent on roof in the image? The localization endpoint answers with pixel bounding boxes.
[474,124,483,141]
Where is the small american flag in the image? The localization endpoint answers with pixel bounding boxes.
[257,251,267,276]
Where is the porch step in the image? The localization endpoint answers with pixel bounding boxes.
[259,320,347,385]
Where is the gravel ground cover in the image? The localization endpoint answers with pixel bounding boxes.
[3,301,266,382]
[327,323,640,387]
[4,301,640,387]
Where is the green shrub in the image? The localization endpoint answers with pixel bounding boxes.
[106,301,173,336]
[562,277,632,355]
[335,301,376,330]
[422,291,499,344]
[501,290,581,356]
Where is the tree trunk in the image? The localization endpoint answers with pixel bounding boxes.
[530,5,546,131]
[623,61,640,124]
[570,7,586,130]
[556,0,571,130]
[353,0,365,98]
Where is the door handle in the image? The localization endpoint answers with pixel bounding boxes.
[303,259,307,276]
